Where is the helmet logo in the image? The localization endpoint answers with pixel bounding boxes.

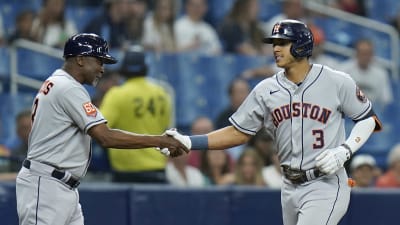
[273,24,281,34]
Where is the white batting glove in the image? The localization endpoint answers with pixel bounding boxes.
[155,147,170,157]
[165,129,192,150]
[315,146,351,175]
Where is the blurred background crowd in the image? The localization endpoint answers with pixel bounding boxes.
[0,0,399,189]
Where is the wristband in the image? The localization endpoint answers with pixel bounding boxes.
[189,135,208,150]
[341,143,353,160]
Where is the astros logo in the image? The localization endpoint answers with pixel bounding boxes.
[273,24,281,34]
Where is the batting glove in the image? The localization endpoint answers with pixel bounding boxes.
[315,146,352,175]
[165,129,192,150]
[155,147,170,157]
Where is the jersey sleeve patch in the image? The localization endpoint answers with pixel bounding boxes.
[82,102,97,117]
[356,86,368,103]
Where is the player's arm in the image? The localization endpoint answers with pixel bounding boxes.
[316,111,382,175]
[88,123,189,155]
[344,113,382,155]
[166,126,251,150]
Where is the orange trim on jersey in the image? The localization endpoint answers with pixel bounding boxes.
[83,102,97,117]
[373,115,383,132]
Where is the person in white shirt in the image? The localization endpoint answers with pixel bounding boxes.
[174,0,221,55]
[340,38,393,113]
[31,0,77,48]
[166,153,205,187]
[142,0,177,52]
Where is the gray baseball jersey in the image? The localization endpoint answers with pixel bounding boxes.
[27,69,106,178]
[229,64,372,171]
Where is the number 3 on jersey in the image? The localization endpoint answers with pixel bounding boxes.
[312,129,324,149]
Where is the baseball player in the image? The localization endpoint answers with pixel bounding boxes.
[15,33,188,225]
[167,20,382,225]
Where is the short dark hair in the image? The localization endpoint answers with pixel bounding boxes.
[119,47,148,78]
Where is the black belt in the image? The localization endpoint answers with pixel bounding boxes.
[23,159,80,188]
[282,165,324,185]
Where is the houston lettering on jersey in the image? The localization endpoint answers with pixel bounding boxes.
[272,102,332,127]
[39,80,54,95]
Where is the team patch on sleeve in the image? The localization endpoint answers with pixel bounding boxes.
[356,86,368,103]
[82,102,97,117]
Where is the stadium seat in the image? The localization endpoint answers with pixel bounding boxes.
[0,93,35,144]
[17,48,63,80]
[0,47,10,81]
[0,0,40,37]
[65,6,102,32]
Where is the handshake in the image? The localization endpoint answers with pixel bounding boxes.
[156,129,192,157]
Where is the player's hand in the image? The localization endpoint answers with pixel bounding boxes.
[159,134,189,157]
[155,147,170,157]
[165,129,192,149]
[315,146,351,175]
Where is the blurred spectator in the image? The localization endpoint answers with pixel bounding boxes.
[247,128,275,167]
[390,11,400,33]
[200,150,233,185]
[349,154,380,188]
[142,0,177,52]
[31,0,78,48]
[174,0,221,55]
[308,23,340,68]
[8,10,35,44]
[0,110,31,181]
[166,153,205,187]
[263,0,307,35]
[92,70,121,107]
[100,46,172,183]
[125,0,148,46]
[215,78,250,160]
[340,38,393,113]
[376,144,400,188]
[227,148,266,186]
[84,0,129,49]
[186,116,215,169]
[331,0,366,17]
[4,110,31,172]
[215,78,250,129]
[0,144,13,180]
[218,0,269,55]
[262,153,283,188]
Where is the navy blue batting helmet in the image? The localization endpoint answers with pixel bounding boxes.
[63,33,117,64]
[263,19,314,58]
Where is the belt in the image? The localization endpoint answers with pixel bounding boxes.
[23,159,80,188]
[282,165,324,185]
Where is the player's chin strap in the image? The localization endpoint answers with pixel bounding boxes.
[343,116,376,155]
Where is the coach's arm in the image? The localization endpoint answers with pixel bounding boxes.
[88,123,189,156]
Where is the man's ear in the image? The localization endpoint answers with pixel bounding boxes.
[75,56,84,67]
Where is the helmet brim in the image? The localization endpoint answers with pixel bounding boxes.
[263,35,294,43]
[99,54,118,64]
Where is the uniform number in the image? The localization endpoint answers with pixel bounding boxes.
[133,96,166,117]
[312,129,324,149]
[31,98,39,122]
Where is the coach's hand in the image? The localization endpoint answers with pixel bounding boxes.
[159,135,189,157]
[165,129,192,149]
[155,147,170,157]
[315,146,351,175]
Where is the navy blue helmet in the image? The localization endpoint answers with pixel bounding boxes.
[263,19,314,58]
[63,33,117,64]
